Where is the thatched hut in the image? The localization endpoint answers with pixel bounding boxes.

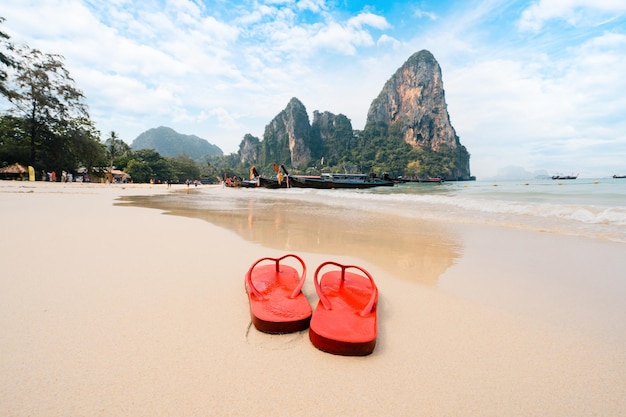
[0,163,28,180]
[110,169,131,183]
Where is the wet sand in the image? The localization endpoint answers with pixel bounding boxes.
[1,181,625,416]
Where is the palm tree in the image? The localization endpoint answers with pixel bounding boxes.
[104,131,129,182]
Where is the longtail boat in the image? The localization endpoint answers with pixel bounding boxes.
[289,173,394,189]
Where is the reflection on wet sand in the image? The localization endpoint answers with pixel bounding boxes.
[119,192,462,285]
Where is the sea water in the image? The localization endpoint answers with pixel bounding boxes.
[189,177,626,244]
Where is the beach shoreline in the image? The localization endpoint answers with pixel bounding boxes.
[1,181,625,416]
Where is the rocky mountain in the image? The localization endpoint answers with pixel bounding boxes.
[310,111,354,165]
[258,98,312,169]
[238,49,471,179]
[366,50,470,178]
[132,126,222,159]
[238,133,261,166]
[239,100,354,170]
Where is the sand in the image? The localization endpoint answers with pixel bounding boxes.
[1,181,625,417]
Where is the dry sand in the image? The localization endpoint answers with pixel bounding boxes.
[1,181,625,417]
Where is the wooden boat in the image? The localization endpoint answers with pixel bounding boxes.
[258,176,291,189]
[551,174,578,180]
[238,179,259,187]
[255,164,291,188]
[289,173,394,189]
[225,176,258,187]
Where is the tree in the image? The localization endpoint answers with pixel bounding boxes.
[169,154,200,181]
[0,17,18,100]
[125,159,153,183]
[405,160,421,179]
[125,149,173,182]
[0,114,29,165]
[62,117,105,173]
[6,46,88,167]
[104,131,130,180]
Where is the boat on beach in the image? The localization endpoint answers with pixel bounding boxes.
[289,173,394,189]
[258,176,291,188]
[256,164,292,188]
[224,176,258,187]
[256,164,394,189]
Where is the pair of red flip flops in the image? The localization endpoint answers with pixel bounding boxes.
[244,254,378,356]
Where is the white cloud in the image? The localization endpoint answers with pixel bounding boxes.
[414,8,438,20]
[444,26,626,177]
[377,34,401,49]
[347,12,390,30]
[208,107,242,130]
[296,0,327,13]
[2,0,625,178]
[518,0,626,32]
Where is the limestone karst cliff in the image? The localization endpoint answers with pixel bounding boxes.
[366,50,470,179]
[310,111,354,166]
[258,97,312,169]
[367,50,451,148]
[237,50,471,179]
[238,133,260,166]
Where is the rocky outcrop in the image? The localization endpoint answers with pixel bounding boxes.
[311,111,354,165]
[238,133,260,165]
[260,97,311,168]
[239,50,471,178]
[366,50,470,178]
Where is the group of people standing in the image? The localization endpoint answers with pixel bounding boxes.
[41,170,78,182]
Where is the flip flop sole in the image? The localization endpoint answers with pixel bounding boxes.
[252,315,311,334]
[309,267,378,356]
[309,327,376,356]
[246,257,312,334]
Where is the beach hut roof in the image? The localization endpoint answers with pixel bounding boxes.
[110,169,131,178]
[0,163,28,174]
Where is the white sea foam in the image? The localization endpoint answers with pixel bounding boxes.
[196,179,626,243]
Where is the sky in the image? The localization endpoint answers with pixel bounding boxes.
[1,0,625,179]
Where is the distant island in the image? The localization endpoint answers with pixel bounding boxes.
[132,126,222,160]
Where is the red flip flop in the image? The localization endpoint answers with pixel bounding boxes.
[309,262,378,356]
[245,254,312,334]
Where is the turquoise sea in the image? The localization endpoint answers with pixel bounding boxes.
[177,177,626,244]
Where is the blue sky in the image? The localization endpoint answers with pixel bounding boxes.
[2,0,625,178]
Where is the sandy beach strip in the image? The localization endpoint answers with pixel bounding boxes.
[1,181,625,417]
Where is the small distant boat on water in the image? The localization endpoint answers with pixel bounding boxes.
[551,174,578,180]
[613,174,626,179]
[394,176,443,184]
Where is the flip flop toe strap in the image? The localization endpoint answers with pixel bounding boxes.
[314,261,378,317]
[245,254,307,300]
